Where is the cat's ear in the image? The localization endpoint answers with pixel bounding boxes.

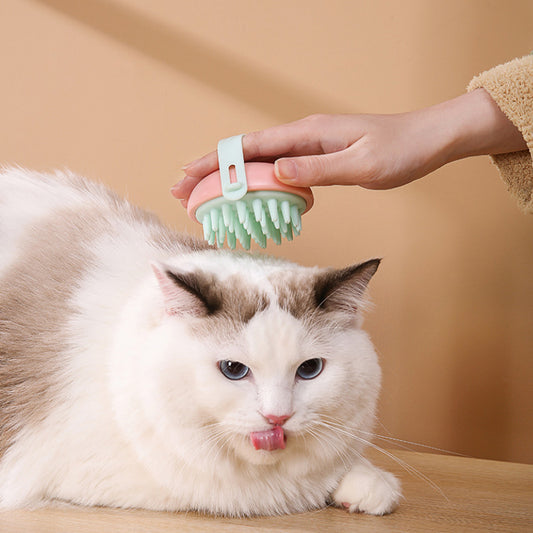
[314,259,381,314]
[151,262,218,317]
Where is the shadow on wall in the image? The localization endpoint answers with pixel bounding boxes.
[35,0,343,122]
[449,320,511,460]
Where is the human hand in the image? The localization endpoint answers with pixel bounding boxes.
[172,89,526,206]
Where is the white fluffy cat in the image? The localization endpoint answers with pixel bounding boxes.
[0,168,400,516]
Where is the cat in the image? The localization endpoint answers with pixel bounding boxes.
[0,167,400,517]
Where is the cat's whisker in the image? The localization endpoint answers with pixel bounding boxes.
[201,428,233,466]
[167,429,234,496]
[316,418,448,501]
[355,429,468,457]
[321,413,466,457]
[307,425,354,473]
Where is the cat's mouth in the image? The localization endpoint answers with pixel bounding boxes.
[249,426,286,451]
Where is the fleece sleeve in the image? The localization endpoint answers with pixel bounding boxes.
[467,54,533,213]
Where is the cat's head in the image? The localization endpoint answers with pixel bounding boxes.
[112,252,382,474]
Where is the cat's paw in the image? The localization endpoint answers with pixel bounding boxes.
[332,462,401,515]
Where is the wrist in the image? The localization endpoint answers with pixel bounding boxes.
[441,89,527,163]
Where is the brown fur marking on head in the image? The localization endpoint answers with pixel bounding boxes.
[175,271,270,329]
[268,269,321,319]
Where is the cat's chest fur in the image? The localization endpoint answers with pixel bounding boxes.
[0,168,400,517]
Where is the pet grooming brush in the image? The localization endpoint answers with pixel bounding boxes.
[186,134,314,250]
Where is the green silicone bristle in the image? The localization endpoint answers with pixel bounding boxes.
[195,191,306,250]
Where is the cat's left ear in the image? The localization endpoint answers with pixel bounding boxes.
[151,262,217,317]
[314,259,381,314]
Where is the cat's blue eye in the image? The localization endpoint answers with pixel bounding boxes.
[218,360,250,380]
[296,358,324,380]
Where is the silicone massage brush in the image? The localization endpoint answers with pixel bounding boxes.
[186,135,314,249]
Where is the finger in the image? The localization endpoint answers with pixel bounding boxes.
[181,131,284,178]
[170,175,203,203]
[274,148,361,187]
[183,129,302,180]
[184,116,328,177]
[182,150,219,178]
[243,120,327,161]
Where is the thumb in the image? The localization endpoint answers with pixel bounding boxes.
[274,151,358,187]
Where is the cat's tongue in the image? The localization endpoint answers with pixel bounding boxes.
[250,426,286,451]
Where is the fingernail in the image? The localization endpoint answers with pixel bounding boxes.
[182,158,199,171]
[170,183,184,199]
[275,159,297,181]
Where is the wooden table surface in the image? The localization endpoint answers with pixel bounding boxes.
[1,450,532,533]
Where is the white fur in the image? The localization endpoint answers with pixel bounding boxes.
[0,168,400,516]
[0,167,87,272]
[333,462,402,515]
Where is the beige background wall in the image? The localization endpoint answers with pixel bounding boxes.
[1,0,532,463]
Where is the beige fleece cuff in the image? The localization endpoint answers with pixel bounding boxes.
[468,54,533,213]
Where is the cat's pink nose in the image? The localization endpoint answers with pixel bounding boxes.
[264,414,292,426]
